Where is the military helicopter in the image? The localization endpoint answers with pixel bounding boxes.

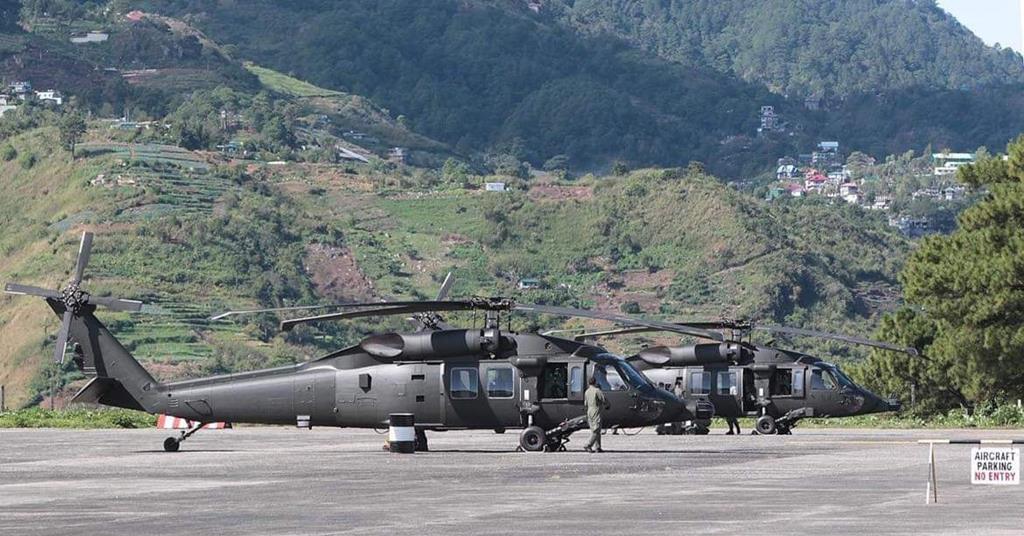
[5,232,716,453]
[567,321,912,435]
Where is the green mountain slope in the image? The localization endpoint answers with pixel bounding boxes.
[552,0,1024,98]
[143,0,1024,174]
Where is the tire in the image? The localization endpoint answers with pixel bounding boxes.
[519,426,546,452]
[414,429,429,452]
[163,437,180,452]
[755,415,777,435]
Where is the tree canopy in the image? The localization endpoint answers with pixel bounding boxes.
[856,137,1024,411]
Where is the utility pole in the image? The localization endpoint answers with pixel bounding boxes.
[1,384,5,412]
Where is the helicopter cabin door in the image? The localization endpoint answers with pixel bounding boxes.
[481,363,518,427]
[709,368,742,418]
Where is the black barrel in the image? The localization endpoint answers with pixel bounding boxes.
[388,413,416,453]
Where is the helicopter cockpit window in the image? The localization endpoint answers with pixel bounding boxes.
[450,367,478,399]
[485,367,514,399]
[811,369,838,390]
[593,364,626,391]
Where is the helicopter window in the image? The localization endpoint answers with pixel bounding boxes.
[792,369,805,397]
[450,367,478,399]
[770,369,792,396]
[541,363,569,399]
[811,369,838,390]
[716,371,737,396]
[569,366,584,396]
[593,364,626,391]
[689,371,711,395]
[485,367,514,399]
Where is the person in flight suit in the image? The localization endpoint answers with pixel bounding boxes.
[584,376,610,453]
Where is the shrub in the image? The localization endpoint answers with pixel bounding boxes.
[17,151,36,169]
[0,144,15,161]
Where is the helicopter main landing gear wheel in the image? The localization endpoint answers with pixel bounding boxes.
[415,429,429,452]
[755,415,778,435]
[519,426,546,452]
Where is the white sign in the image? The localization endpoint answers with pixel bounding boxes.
[971,448,1020,485]
[485,182,506,192]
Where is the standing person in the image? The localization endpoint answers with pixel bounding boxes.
[725,415,741,435]
[584,376,609,453]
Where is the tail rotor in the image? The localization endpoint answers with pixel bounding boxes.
[4,231,144,364]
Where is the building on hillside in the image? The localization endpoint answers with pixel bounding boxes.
[8,81,31,96]
[784,182,805,197]
[758,105,780,134]
[839,182,860,204]
[485,182,507,192]
[70,31,109,44]
[889,215,932,238]
[869,196,892,211]
[942,185,966,201]
[932,152,975,177]
[34,90,62,105]
[803,170,828,192]
[812,141,841,169]
[776,164,800,180]
[518,278,543,290]
[125,10,146,22]
[387,147,406,165]
[335,145,370,164]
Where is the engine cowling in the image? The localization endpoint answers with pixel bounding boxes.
[359,329,494,360]
[636,342,744,367]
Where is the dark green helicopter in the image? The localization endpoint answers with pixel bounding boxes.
[5,232,716,453]
[567,321,914,435]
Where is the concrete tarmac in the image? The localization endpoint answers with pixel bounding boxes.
[1,427,1021,535]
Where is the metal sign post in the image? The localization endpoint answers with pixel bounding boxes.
[919,439,1024,504]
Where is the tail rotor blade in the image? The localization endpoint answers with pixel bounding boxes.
[53,310,73,364]
[4,283,61,299]
[72,232,93,285]
[88,296,144,312]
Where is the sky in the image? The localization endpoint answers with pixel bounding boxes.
[937,0,1022,53]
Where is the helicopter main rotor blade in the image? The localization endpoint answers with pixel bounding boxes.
[435,272,454,301]
[210,300,452,320]
[513,304,725,342]
[53,309,73,364]
[568,322,744,341]
[4,283,61,299]
[72,232,93,286]
[280,301,491,331]
[88,296,144,312]
[751,325,919,356]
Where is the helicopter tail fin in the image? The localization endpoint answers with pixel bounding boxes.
[53,301,164,413]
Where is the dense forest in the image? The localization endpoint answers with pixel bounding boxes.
[552,0,1024,98]
[136,0,1024,174]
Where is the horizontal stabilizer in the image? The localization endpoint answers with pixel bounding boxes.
[70,377,146,411]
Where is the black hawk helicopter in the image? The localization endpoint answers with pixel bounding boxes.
[566,321,912,435]
[5,232,716,453]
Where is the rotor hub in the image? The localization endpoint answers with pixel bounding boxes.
[61,284,90,314]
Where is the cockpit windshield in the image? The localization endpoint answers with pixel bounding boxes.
[822,363,856,387]
[593,357,653,391]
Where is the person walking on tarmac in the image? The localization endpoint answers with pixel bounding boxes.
[725,416,741,435]
[584,376,609,453]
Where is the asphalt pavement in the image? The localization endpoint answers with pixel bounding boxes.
[1,427,1021,535]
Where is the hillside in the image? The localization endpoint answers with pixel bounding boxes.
[141,0,1024,175]
[550,0,1024,99]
